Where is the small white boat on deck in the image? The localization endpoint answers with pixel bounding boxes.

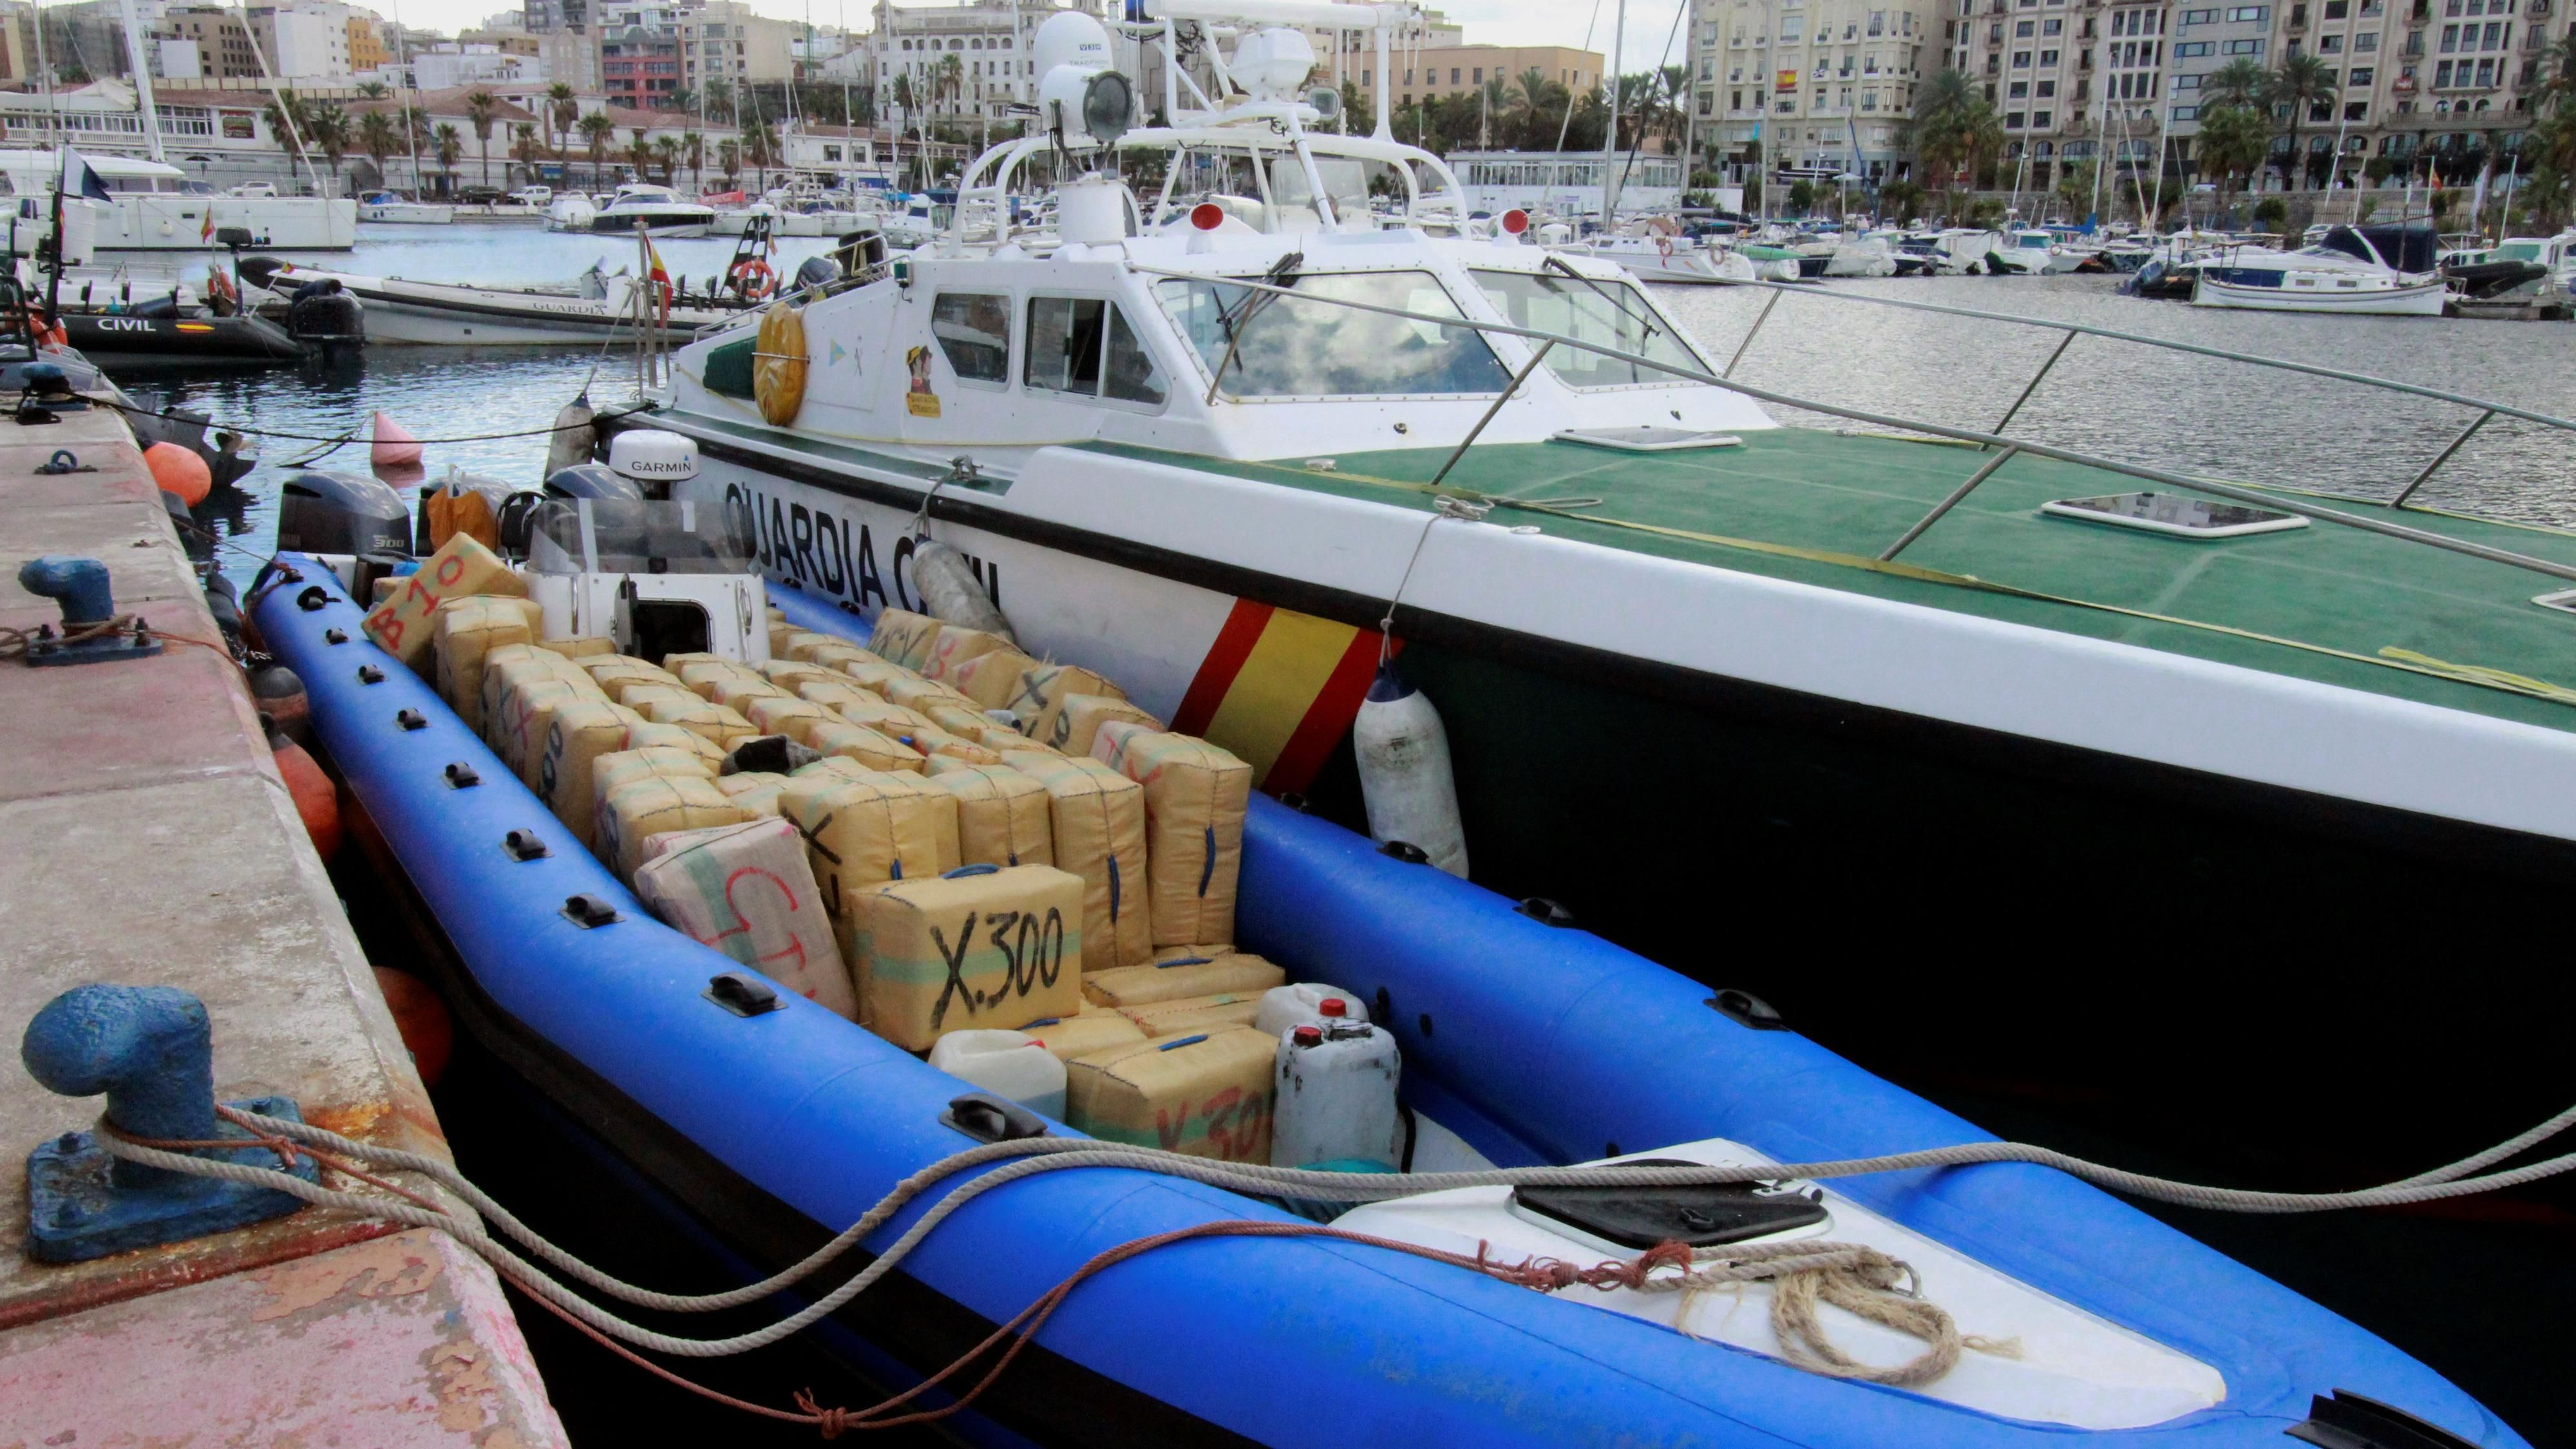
[355,190,455,224]
[238,258,766,344]
[2192,223,2450,316]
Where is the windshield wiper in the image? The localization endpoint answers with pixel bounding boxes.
[1543,254,1660,341]
[1206,251,1303,403]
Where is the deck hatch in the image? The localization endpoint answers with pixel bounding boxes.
[2039,491,2309,540]
[1553,426,1745,453]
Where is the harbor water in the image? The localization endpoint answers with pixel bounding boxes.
[112,225,2576,1443]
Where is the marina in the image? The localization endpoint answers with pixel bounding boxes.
[0,0,2571,1439]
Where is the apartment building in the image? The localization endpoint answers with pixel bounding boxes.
[0,2,33,83]
[682,0,797,100]
[157,5,267,80]
[1697,0,1942,182]
[1359,43,1603,110]
[867,0,1070,123]
[596,0,683,108]
[246,3,355,79]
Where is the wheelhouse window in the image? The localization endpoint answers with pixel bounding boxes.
[930,292,1011,384]
[1470,269,1705,388]
[1026,296,1168,407]
[1155,270,1510,398]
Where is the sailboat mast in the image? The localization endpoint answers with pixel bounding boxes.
[392,0,424,193]
[118,0,167,163]
[1602,0,1624,222]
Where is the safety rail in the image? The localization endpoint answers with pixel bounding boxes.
[1127,262,2576,585]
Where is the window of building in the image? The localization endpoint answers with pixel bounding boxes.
[2474,55,2494,81]
[2439,21,2459,44]
[2223,37,2267,52]
[2344,99,2367,117]
[2007,108,2027,124]
[2225,4,2269,17]
[2038,77,2056,93]
[931,294,1012,386]
[2176,39,2213,53]
[2436,56,2453,80]
[2045,17,2063,33]
[2016,19,2035,33]
[2033,108,2053,124]
[2013,48,2031,64]
[2010,78,2030,94]
[2349,64,2374,81]
[2040,47,2058,62]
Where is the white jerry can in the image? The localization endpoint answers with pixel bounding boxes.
[1352,660,1468,878]
[928,1030,1068,1121]
[1271,1019,1402,1170]
[1254,983,1370,1039]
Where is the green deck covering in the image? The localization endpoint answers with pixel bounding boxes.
[1093,428,2576,735]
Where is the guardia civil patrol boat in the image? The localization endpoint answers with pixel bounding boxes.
[614,0,2576,1207]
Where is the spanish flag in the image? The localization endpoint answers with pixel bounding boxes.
[1170,600,1391,795]
[644,235,672,321]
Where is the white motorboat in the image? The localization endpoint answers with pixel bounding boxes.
[2192,223,2450,315]
[587,182,716,236]
[1548,231,1739,285]
[1820,232,1899,278]
[710,196,867,239]
[240,256,779,345]
[1896,228,2002,275]
[0,149,355,251]
[356,190,455,224]
[1984,228,2088,275]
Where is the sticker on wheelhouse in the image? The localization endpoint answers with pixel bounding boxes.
[904,345,940,417]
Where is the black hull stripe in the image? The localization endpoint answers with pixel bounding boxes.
[630,412,2576,882]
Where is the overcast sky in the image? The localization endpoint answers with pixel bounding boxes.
[73,0,1693,76]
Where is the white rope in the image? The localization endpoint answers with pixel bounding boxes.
[95,1095,2576,1362]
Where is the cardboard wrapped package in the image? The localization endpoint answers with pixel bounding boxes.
[922,760,1054,869]
[536,634,619,659]
[432,596,537,732]
[1045,694,1162,758]
[745,696,833,744]
[777,770,957,932]
[794,678,880,714]
[856,864,1086,1050]
[884,674,980,715]
[998,750,1152,969]
[835,692,937,739]
[919,625,1014,685]
[840,659,918,697]
[489,678,581,782]
[1092,723,1252,947]
[904,724,1002,766]
[643,695,759,749]
[808,719,926,775]
[1117,991,1266,1037]
[363,533,526,668]
[540,700,643,848]
[1063,1028,1275,1162]
[710,676,793,716]
[617,682,699,714]
[867,609,943,671]
[790,638,881,672]
[758,660,846,690]
[714,772,791,817]
[1010,663,1127,745]
[620,723,728,770]
[596,774,752,884]
[635,817,855,1019]
[947,647,1039,711]
[1018,1012,1146,1062]
[676,659,757,701]
[1083,951,1285,1009]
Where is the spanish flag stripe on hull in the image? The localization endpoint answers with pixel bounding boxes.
[1172,598,1392,795]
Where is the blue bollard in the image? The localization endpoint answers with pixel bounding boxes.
[20,984,317,1262]
[14,556,160,668]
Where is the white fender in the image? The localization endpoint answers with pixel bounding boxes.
[1352,660,1467,878]
[911,538,1016,643]
[545,395,596,477]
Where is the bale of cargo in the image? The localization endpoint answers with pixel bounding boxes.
[904,724,1002,766]
[925,703,996,739]
[758,660,846,690]
[999,750,1152,969]
[433,598,536,734]
[594,743,719,796]
[1014,663,1127,743]
[791,638,881,672]
[710,676,793,716]
[677,659,759,701]
[481,647,601,746]
[489,678,583,781]
[855,864,1084,1050]
[920,625,1014,686]
[767,619,799,659]
[363,533,525,668]
[1118,991,1267,1037]
[884,675,980,715]
[1083,951,1285,1009]
[840,659,918,697]
[808,719,926,774]
[598,774,752,883]
[579,654,678,685]
[922,761,1053,869]
[794,678,880,714]
[714,772,791,817]
[834,693,937,739]
[535,634,618,659]
[1045,695,1163,758]
[540,700,641,849]
[634,817,854,1020]
[947,647,1040,711]
[867,609,942,670]
[744,696,832,744]
[976,720,1048,754]
[1017,1011,1146,1062]
[777,771,956,935]
[1063,1028,1274,1163]
[643,695,760,749]
[1092,723,1250,947]
[621,723,728,770]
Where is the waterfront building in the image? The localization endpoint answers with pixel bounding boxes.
[1448,147,1685,216]
[1358,43,1604,112]
[1695,0,1943,185]
[863,0,1065,126]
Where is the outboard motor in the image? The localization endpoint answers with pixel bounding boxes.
[605,429,699,502]
[286,278,364,353]
[543,462,644,502]
[829,227,889,277]
[793,254,842,294]
[275,471,410,556]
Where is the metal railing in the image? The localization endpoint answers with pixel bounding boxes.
[1705,277,2575,509]
[1128,263,2576,584]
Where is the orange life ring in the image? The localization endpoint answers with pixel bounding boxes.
[726,258,776,300]
[1656,234,1675,259]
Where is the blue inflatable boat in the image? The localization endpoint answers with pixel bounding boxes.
[255,559,2523,1449]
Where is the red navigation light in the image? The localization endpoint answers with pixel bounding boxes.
[1501,208,1530,235]
[1190,202,1226,231]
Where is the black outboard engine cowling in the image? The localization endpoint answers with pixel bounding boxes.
[544,462,645,502]
[287,281,365,349]
[793,255,842,292]
[276,471,410,556]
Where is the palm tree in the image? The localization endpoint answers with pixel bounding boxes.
[716,138,741,191]
[306,104,352,193]
[626,127,654,181]
[545,80,578,158]
[354,79,389,99]
[704,78,734,124]
[743,120,781,191]
[1908,69,2003,203]
[2269,53,2334,191]
[260,90,311,172]
[431,123,462,196]
[654,135,681,186]
[2201,58,2271,109]
[465,90,498,189]
[508,122,542,184]
[682,130,705,191]
[934,52,963,119]
[576,111,617,187]
[2194,102,2272,218]
[355,109,399,187]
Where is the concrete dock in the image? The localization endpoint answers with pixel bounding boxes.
[0,404,567,1443]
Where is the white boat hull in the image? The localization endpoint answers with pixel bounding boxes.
[2190,274,2450,315]
[360,202,455,224]
[100,195,357,251]
[265,264,752,344]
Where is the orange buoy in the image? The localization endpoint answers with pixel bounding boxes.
[247,664,310,745]
[372,967,453,1086]
[370,410,423,469]
[262,710,342,862]
[144,442,211,507]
